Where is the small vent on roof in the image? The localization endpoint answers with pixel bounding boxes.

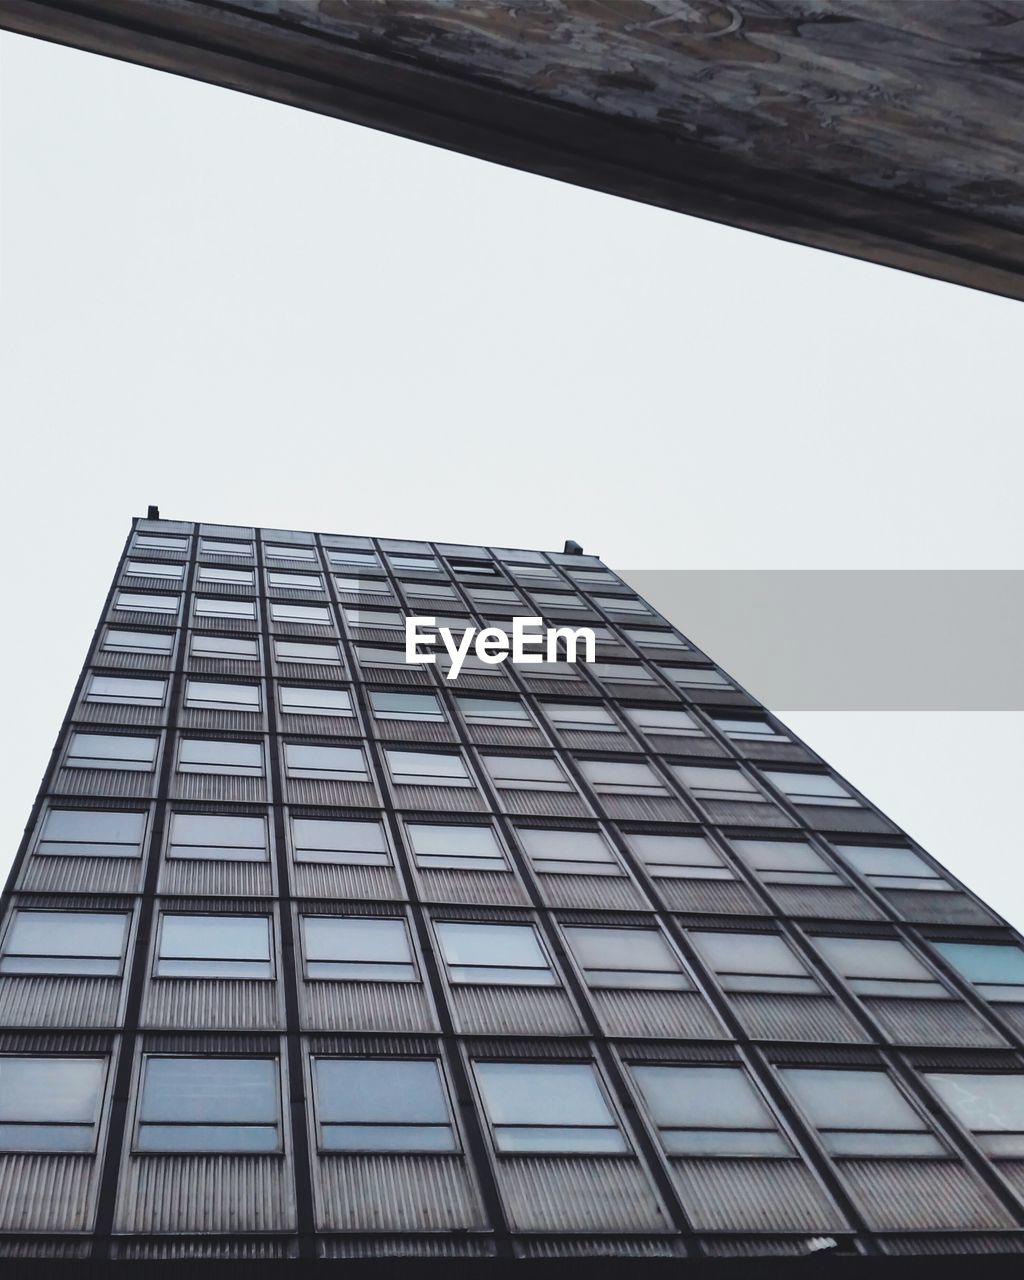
[563,539,584,555]
[146,505,160,520]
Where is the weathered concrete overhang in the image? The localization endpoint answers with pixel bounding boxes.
[4,1,1024,300]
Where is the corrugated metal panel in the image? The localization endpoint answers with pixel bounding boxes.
[448,985,584,1035]
[141,979,283,1030]
[108,608,183,628]
[558,731,637,752]
[590,989,725,1039]
[170,773,268,803]
[0,977,123,1029]
[495,1156,668,1232]
[644,734,724,757]
[415,867,530,907]
[96,650,174,673]
[372,721,458,745]
[112,1237,296,1258]
[466,724,548,749]
[993,1005,1024,1040]
[699,800,794,828]
[515,1236,684,1257]
[0,1239,92,1258]
[885,890,997,925]
[880,1233,1024,1255]
[391,785,489,813]
[276,661,345,682]
[74,703,166,728]
[598,795,693,822]
[0,1154,98,1231]
[533,874,650,911]
[53,767,156,798]
[298,980,437,1032]
[686,689,758,708]
[652,879,765,915]
[178,708,264,733]
[737,741,816,764]
[290,863,403,901]
[837,1159,1015,1230]
[602,681,677,702]
[313,1155,488,1231]
[984,1159,1024,1206]
[520,678,593,698]
[357,665,429,685]
[17,855,144,894]
[318,1234,495,1257]
[799,805,898,835]
[766,885,882,920]
[669,1158,848,1231]
[114,1155,296,1233]
[285,779,379,807]
[496,790,591,819]
[727,993,870,1044]
[157,858,274,896]
[863,998,1007,1047]
[277,713,360,738]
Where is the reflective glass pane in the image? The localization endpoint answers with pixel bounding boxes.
[38,808,145,856]
[140,1057,277,1123]
[631,1065,777,1129]
[926,1073,1024,1132]
[475,1061,616,1127]
[0,1057,104,1124]
[935,942,1024,986]
[316,1058,450,1125]
[782,1069,928,1130]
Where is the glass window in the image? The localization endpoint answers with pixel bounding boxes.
[1,910,128,976]
[564,926,690,990]
[781,1068,943,1157]
[302,916,415,981]
[268,571,323,590]
[690,931,821,995]
[337,577,391,596]
[390,556,440,572]
[407,823,506,872]
[435,921,555,986]
[812,936,947,999]
[356,645,407,668]
[925,1073,1024,1156]
[177,738,263,776]
[0,1057,105,1152]
[731,838,843,887]
[474,1061,626,1153]
[86,675,166,707]
[713,716,789,742]
[511,564,559,582]
[137,1057,279,1152]
[934,942,1024,1002]
[594,595,650,615]
[438,651,516,679]
[834,844,948,892]
[542,703,616,731]
[265,543,316,560]
[626,628,688,649]
[370,691,445,722]
[579,758,667,795]
[624,706,701,736]
[168,813,268,862]
[402,580,457,599]
[457,696,531,725]
[280,686,352,717]
[482,755,570,791]
[590,662,655,684]
[116,592,179,614]
[274,639,342,665]
[269,602,331,625]
[293,818,389,866]
[125,559,185,581]
[674,765,760,803]
[185,680,260,712]
[667,666,731,688]
[765,771,859,808]
[470,587,523,606]
[191,634,260,660]
[570,569,619,585]
[200,538,252,556]
[36,807,146,858]
[135,534,187,552]
[315,1057,455,1152]
[284,743,369,782]
[386,750,471,788]
[345,608,404,630]
[532,592,586,612]
[631,1065,789,1156]
[518,827,620,876]
[194,596,256,620]
[66,733,157,772]
[627,832,734,881]
[327,549,380,570]
[197,566,254,586]
[103,629,174,655]
[156,914,272,978]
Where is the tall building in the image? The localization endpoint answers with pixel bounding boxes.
[2,513,1024,1264]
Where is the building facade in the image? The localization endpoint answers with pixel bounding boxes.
[1,514,1024,1263]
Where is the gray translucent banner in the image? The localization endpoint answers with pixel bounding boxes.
[616,570,1024,711]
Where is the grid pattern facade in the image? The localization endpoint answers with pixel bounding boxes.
[2,516,1024,1261]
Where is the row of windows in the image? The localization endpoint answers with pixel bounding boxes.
[4,903,1017,1002]
[31,806,956,900]
[5,1049,1023,1160]
[59,731,857,806]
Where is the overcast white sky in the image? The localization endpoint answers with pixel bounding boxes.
[1,31,1022,926]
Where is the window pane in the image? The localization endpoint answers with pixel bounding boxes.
[580,759,663,791]
[371,691,444,720]
[315,1058,453,1149]
[632,1064,779,1129]
[191,634,260,659]
[168,813,267,861]
[178,739,263,774]
[268,572,322,589]
[814,937,935,981]
[782,1068,930,1131]
[104,629,174,654]
[407,823,504,870]
[285,744,367,780]
[691,931,809,977]
[140,1057,277,1124]
[280,687,352,715]
[517,827,618,874]
[766,771,855,802]
[935,942,1024,987]
[675,765,756,795]
[0,1057,104,1143]
[157,915,272,977]
[265,544,315,560]
[483,755,567,786]
[275,640,342,664]
[293,818,388,865]
[198,566,254,585]
[186,681,260,710]
[2,911,128,975]
[195,597,256,618]
[475,1061,623,1145]
[67,733,157,770]
[627,833,731,878]
[458,697,530,722]
[303,916,415,981]
[564,926,688,990]
[37,808,146,857]
[926,1073,1024,1133]
[200,539,252,555]
[269,603,331,623]
[835,844,940,880]
[387,751,469,782]
[625,707,699,733]
[733,840,829,873]
[436,922,552,985]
